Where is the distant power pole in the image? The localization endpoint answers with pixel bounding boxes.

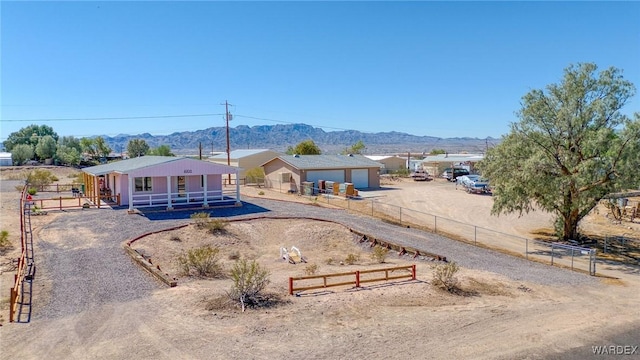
[222,100,233,184]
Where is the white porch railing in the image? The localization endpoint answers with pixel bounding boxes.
[131,188,237,208]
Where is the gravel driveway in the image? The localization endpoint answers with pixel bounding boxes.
[2,197,598,358]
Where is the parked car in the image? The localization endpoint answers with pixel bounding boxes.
[441,168,470,182]
[456,175,481,188]
[411,170,432,181]
[465,178,491,194]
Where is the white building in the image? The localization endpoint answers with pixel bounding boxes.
[0,152,13,166]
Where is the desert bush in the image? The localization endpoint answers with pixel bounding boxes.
[324,257,335,265]
[371,245,389,264]
[27,188,37,195]
[169,235,181,242]
[228,259,270,312]
[190,212,211,229]
[26,169,57,187]
[15,185,24,192]
[344,253,360,265]
[244,167,265,183]
[431,262,460,292]
[304,263,319,275]
[0,230,11,249]
[205,218,228,234]
[177,245,223,278]
[258,191,265,196]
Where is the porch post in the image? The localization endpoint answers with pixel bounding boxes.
[166,175,173,210]
[95,175,100,209]
[128,175,134,211]
[203,174,209,208]
[235,169,241,205]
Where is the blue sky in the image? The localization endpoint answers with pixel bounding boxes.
[1,1,639,142]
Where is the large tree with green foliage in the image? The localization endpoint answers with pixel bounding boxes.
[478,63,640,241]
[285,140,321,155]
[35,135,57,160]
[3,124,59,152]
[11,144,34,165]
[94,137,112,158]
[56,145,81,166]
[127,139,150,158]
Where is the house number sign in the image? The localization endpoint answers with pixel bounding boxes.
[184,169,193,173]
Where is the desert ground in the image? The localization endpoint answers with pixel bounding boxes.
[1,167,639,359]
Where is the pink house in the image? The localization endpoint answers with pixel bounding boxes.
[82,156,241,211]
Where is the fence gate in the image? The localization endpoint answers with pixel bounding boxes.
[550,243,597,275]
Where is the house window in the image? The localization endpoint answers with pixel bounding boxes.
[134,177,152,192]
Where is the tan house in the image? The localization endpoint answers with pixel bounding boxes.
[262,154,382,193]
[364,155,407,174]
[209,149,280,184]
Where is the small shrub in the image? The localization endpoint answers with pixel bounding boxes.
[228,259,270,312]
[431,262,460,293]
[206,218,228,234]
[344,253,360,265]
[258,191,265,196]
[27,188,37,195]
[177,245,223,278]
[0,230,11,249]
[15,185,24,192]
[228,250,240,260]
[169,235,181,242]
[190,212,211,229]
[371,245,389,264]
[26,169,57,187]
[304,263,319,275]
[325,257,335,265]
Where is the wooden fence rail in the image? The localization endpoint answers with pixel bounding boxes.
[289,264,416,295]
[9,187,29,322]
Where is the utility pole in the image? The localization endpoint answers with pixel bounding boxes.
[222,100,233,185]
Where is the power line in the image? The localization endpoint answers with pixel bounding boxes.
[0,113,224,122]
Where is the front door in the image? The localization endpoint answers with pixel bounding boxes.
[177,176,186,197]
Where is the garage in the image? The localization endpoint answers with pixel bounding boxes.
[351,169,369,188]
[306,170,345,187]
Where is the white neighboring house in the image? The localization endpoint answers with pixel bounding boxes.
[0,152,13,166]
[208,149,280,184]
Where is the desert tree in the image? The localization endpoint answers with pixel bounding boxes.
[3,124,58,152]
[148,144,174,156]
[35,135,57,160]
[11,144,34,165]
[127,139,150,158]
[285,139,321,155]
[94,137,112,159]
[478,63,640,241]
[341,140,366,155]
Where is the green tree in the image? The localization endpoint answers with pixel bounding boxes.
[341,140,366,155]
[80,138,97,158]
[127,139,150,158]
[59,136,82,152]
[56,145,81,166]
[285,140,321,155]
[430,149,446,155]
[35,135,57,160]
[94,137,112,158]
[478,63,640,241]
[148,144,174,156]
[11,144,34,165]
[3,124,58,152]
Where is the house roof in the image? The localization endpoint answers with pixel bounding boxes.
[422,154,485,163]
[268,154,383,170]
[82,156,238,176]
[0,152,12,159]
[365,155,404,161]
[210,149,275,160]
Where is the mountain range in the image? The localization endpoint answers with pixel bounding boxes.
[102,123,499,155]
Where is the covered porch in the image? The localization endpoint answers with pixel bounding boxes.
[82,156,241,211]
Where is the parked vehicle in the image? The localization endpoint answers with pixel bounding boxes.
[411,170,432,181]
[456,175,481,188]
[441,168,470,182]
[465,178,491,194]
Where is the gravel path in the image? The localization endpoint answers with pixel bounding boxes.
[16,196,595,324]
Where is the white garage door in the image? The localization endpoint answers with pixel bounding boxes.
[306,170,345,187]
[351,169,369,188]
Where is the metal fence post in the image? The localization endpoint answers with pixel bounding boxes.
[399,207,402,226]
[551,245,554,265]
[474,226,477,245]
[434,216,437,234]
[571,248,574,270]
[371,200,374,217]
